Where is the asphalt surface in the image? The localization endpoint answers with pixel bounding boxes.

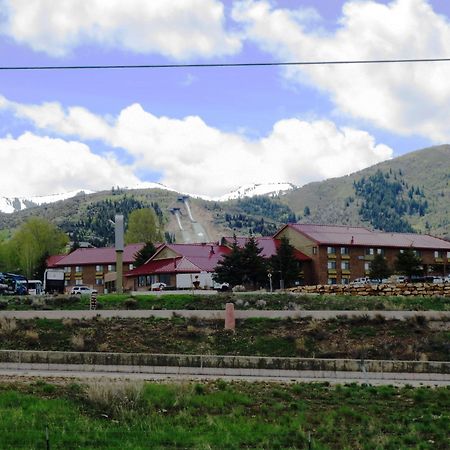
[1,366,448,386]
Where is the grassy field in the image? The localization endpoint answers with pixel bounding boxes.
[1,316,449,361]
[0,380,448,449]
[1,292,450,311]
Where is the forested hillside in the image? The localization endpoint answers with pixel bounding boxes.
[1,144,450,243]
[283,144,450,239]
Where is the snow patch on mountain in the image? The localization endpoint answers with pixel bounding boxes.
[215,183,297,201]
[0,190,94,214]
[0,182,297,214]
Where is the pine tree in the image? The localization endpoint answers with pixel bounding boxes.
[369,253,391,281]
[134,242,157,267]
[395,248,423,280]
[213,236,245,287]
[241,236,268,289]
[270,236,300,288]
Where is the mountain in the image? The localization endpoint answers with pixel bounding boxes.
[0,182,295,214]
[282,144,450,239]
[1,145,449,243]
[0,190,94,214]
[215,182,297,201]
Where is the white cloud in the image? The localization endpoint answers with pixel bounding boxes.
[0,0,241,58]
[232,0,450,141]
[2,98,392,197]
[0,132,139,197]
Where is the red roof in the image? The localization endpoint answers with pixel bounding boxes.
[284,224,450,250]
[51,243,144,266]
[222,236,310,261]
[125,243,231,277]
[46,254,66,268]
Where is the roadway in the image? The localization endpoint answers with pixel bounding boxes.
[1,365,449,386]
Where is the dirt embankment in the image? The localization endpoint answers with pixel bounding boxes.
[0,316,449,361]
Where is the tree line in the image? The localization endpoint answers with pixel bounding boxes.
[213,236,302,289]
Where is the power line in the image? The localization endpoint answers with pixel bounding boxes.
[0,57,450,71]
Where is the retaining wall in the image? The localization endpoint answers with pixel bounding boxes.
[0,350,448,374]
[292,282,450,297]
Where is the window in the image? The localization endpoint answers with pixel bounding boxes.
[364,262,371,271]
[447,251,450,259]
[414,250,421,257]
[95,278,104,285]
[95,265,103,272]
[327,260,337,270]
[64,266,71,273]
[107,264,116,271]
[341,261,350,270]
[365,248,375,255]
[129,264,134,270]
[75,266,82,273]
[434,251,443,258]
[327,247,336,254]
[376,248,384,255]
[138,276,146,287]
[75,279,83,285]
[327,278,337,285]
[312,247,318,255]
[159,274,171,285]
[400,249,405,254]
[340,247,349,255]
[341,277,350,285]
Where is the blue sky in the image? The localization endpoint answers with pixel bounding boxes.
[0,0,449,198]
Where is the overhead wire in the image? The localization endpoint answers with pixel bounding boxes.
[0,57,450,71]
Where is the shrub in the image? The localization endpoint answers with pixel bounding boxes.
[0,317,17,334]
[123,298,138,310]
[85,381,145,418]
[24,330,40,343]
[71,334,85,351]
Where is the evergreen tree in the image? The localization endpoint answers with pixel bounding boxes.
[241,236,268,289]
[369,253,391,281]
[395,248,423,280]
[213,236,245,287]
[134,242,157,267]
[270,236,300,288]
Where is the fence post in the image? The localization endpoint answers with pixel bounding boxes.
[45,425,50,450]
[224,303,235,330]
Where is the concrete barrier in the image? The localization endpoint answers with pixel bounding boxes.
[0,350,448,374]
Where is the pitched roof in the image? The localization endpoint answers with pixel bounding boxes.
[46,254,66,268]
[126,243,231,277]
[285,224,450,250]
[51,243,145,266]
[221,236,310,261]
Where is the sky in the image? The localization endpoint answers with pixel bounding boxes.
[1,0,450,198]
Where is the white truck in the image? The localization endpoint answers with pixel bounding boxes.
[44,269,65,294]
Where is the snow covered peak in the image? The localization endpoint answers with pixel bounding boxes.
[0,190,94,214]
[215,183,297,201]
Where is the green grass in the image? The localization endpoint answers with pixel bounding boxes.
[0,381,448,449]
[2,292,450,311]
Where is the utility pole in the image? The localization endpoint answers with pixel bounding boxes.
[114,215,124,294]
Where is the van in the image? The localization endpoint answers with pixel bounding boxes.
[350,277,371,285]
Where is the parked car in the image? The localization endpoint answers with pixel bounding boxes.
[70,286,97,295]
[151,282,166,291]
[213,281,230,291]
[350,277,371,285]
